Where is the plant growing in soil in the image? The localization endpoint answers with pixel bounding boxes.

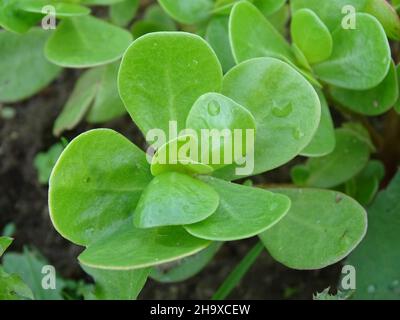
[2,0,400,300]
[0,0,137,130]
[49,24,370,297]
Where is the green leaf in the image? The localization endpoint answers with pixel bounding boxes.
[291,128,371,188]
[86,61,126,124]
[184,176,291,241]
[229,1,294,63]
[0,236,13,257]
[134,172,219,228]
[345,160,385,206]
[34,143,64,185]
[0,28,61,103]
[253,0,286,16]
[217,57,321,179]
[49,129,152,246]
[330,60,398,115]
[266,3,290,36]
[82,0,125,5]
[206,16,235,73]
[54,62,126,134]
[79,222,211,270]
[82,265,149,300]
[18,0,91,18]
[291,0,368,31]
[186,92,256,170]
[346,171,400,299]
[53,68,103,136]
[395,64,400,114]
[341,122,375,152]
[0,0,41,33]
[144,4,176,29]
[150,135,214,176]
[292,43,312,71]
[45,16,132,68]
[364,0,400,40]
[300,90,335,157]
[291,8,332,64]
[158,0,214,24]
[259,188,367,270]
[131,20,173,39]
[118,32,222,136]
[313,287,354,300]
[3,248,66,299]
[0,267,33,300]
[313,13,391,90]
[150,242,222,283]
[109,0,139,27]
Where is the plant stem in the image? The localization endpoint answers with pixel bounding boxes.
[212,241,264,300]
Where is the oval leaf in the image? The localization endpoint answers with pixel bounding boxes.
[0,28,61,103]
[86,61,127,123]
[313,13,391,90]
[291,8,333,64]
[49,129,152,246]
[184,176,291,241]
[259,188,367,270]
[0,0,41,33]
[217,57,320,179]
[53,68,103,136]
[300,90,335,157]
[292,128,371,188]
[118,32,223,136]
[151,135,214,176]
[134,172,219,228]
[346,171,400,299]
[330,60,398,116]
[364,0,400,40]
[229,1,294,63]
[291,0,368,31]
[206,16,235,73]
[158,0,214,24]
[186,92,256,170]
[79,223,211,270]
[45,15,132,68]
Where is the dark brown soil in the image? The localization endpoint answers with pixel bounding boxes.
[0,68,342,300]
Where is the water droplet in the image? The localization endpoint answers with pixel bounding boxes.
[367,284,376,294]
[292,127,304,140]
[269,202,278,211]
[207,100,220,116]
[272,102,293,118]
[389,280,400,294]
[373,100,379,108]
[193,59,199,65]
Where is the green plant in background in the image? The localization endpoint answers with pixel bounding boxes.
[2,0,400,300]
[1,0,142,132]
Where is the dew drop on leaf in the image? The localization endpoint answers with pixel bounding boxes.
[367,284,376,294]
[292,127,304,140]
[207,100,221,116]
[271,102,293,118]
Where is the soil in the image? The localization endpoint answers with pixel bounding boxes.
[0,67,343,300]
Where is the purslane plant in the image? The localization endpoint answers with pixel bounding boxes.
[48,31,367,298]
[0,0,137,130]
